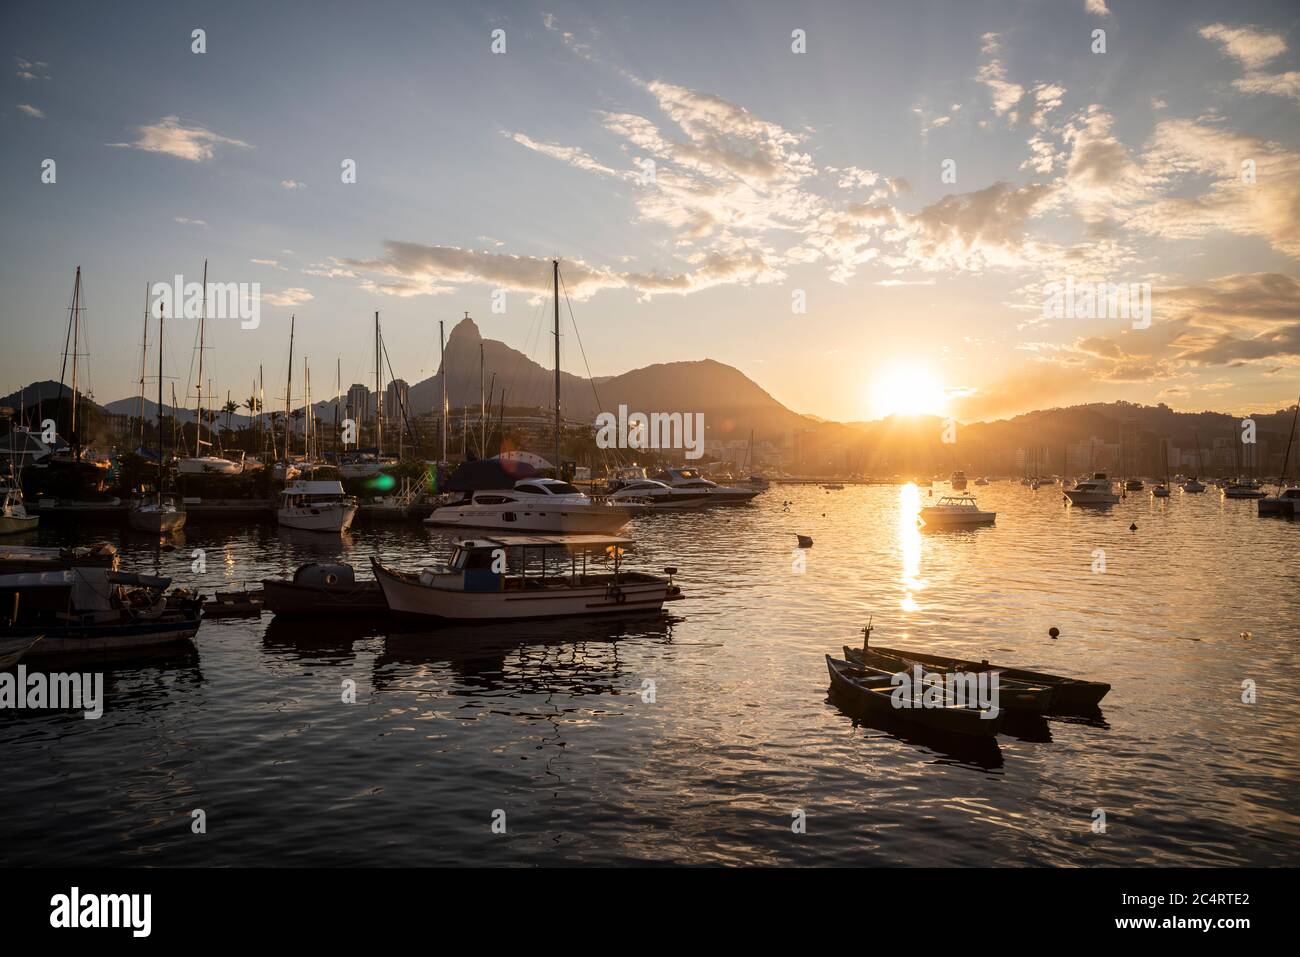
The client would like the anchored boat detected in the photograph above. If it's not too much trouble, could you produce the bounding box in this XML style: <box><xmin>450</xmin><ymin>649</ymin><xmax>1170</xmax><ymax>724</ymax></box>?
<box><xmin>1064</xmin><ymin>472</ymin><xmax>1120</xmax><ymax>506</ymax></box>
<box><xmin>262</xmin><ymin>562</ymin><xmax>387</xmax><ymax>616</ymax></box>
<box><xmin>918</xmin><ymin>493</ymin><xmax>995</xmax><ymax>527</ymax></box>
<box><xmin>825</xmin><ymin>655</ymin><xmax>1001</xmax><ymax>738</ymax></box>
<box><xmin>372</xmin><ymin>534</ymin><xmax>683</xmax><ymax>622</ymax></box>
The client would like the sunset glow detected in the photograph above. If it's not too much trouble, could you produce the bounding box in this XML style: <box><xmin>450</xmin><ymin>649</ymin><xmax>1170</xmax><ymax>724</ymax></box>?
<box><xmin>871</xmin><ymin>364</ymin><xmax>949</xmax><ymax>420</ymax></box>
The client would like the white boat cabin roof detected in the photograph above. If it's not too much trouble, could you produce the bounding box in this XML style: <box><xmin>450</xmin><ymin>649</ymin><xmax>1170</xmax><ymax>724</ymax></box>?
<box><xmin>454</xmin><ymin>534</ymin><xmax>634</xmax><ymax>551</ymax></box>
<box><xmin>283</xmin><ymin>480</ymin><xmax>347</xmax><ymax>495</ymax></box>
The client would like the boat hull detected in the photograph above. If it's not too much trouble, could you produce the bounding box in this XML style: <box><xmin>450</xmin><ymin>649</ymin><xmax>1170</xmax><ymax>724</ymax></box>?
<box><xmin>825</xmin><ymin>656</ymin><xmax>1000</xmax><ymax>738</ymax></box>
<box><xmin>262</xmin><ymin>578</ymin><xmax>387</xmax><ymax>616</ymax></box>
<box><xmin>0</xmin><ymin>515</ymin><xmax>39</xmax><ymax>535</ymax></box>
<box><xmin>372</xmin><ymin>560</ymin><xmax>678</xmax><ymax>621</ymax></box>
<box><xmin>1063</xmin><ymin>491</ymin><xmax>1120</xmax><ymax>505</ymax></box>
<box><xmin>16</xmin><ymin>615</ymin><xmax>200</xmax><ymax>658</ymax></box>
<box><xmin>425</xmin><ymin>504</ymin><xmax>632</xmax><ymax>534</ymax></box>
<box><xmin>277</xmin><ymin>503</ymin><xmax>358</xmax><ymax>532</ymax></box>
<box><xmin>127</xmin><ymin>507</ymin><xmax>187</xmax><ymax>534</ymax></box>
<box><xmin>844</xmin><ymin>646</ymin><xmax>1052</xmax><ymax>713</ymax></box>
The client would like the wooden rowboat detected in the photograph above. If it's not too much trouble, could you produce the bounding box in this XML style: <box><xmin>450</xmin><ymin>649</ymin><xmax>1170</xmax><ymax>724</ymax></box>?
<box><xmin>843</xmin><ymin>646</ymin><xmax>1054</xmax><ymax>713</ymax></box>
<box><xmin>825</xmin><ymin>655</ymin><xmax>1001</xmax><ymax>738</ymax></box>
<box><xmin>850</xmin><ymin>644</ymin><xmax>1110</xmax><ymax>712</ymax></box>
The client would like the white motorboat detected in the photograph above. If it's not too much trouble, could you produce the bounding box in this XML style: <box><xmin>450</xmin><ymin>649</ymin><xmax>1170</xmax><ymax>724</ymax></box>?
<box><xmin>371</xmin><ymin>534</ymin><xmax>683</xmax><ymax>622</ymax></box>
<box><xmin>128</xmin><ymin>493</ymin><xmax>187</xmax><ymax>534</ymax></box>
<box><xmin>974</xmin><ymin>477</ymin><xmax>989</xmax><ymax>486</ymax></box>
<box><xmin>918</xmin><ymin>494</ymin><xmax>996</xmax><ymax>527</ymax></box>
<box><xmin>1064</xmin><ymin>472</ymin><xmax>1121</xmax><ymax>506</ymax></box>
<box><xmin>605</xmin><ymin>479</ymin><xmax>710</xmax><ymax>510</ymax></box>
<box><xmin>178</xmin><ymin>453</ymin><xmax>244</xmax><ymax>475</ymax></box>
<box><xmin>425</xmin><ymin>478</ymin><xmax>636</xmax><ymax>533</ymax></box>
<box><xmin>949</xmin><ymin>470</ymin><xmax>968</xmax><ymax>490</ymax></box>
<box><xmin>0</xmin><ymin>486</ymin><xmax>39</xmax><ymax>535</ymax></box>
<box><xmin>605</xmin><ymin>466</ymin><xmax>649</xmax><ymax>491</ymax></box>
<box><xmin>338</xmin><ymin>451</ymin><xmax>399</xmax><ymax>479</ymax></box>
<box><xmin>277</xmin><ymin>480</ymin><xmax>358</xmax><ymax>532</ymax></box>
<box><xmin>651</xmin><ymin>467</ymin><xmax>761</xmax><ymax>503</ymax></box>
<box><xmin>1181</xmin><ymin>477</ymin><xmax>1206</xmax><ymax>493</ymax></box>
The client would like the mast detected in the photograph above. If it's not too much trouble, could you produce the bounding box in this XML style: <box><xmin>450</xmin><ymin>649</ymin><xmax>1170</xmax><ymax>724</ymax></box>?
<box><xmin>479</xmin><ymin>339</ymin><xmax>485</xmax><ymax>457</ymax></box>
<box><xmin>194</xmin><ymin>259</ymin><xmax>207</xmax><ymax>457</ymax></box>
<box><xmin>70</xmin><ymin>266</ymin><xmax>81</xmax><ymax>456</ymax></box>
<box><xmin>284</xmin><ymin>315</ymin><xmax>294</xmax><ymax>465</ymax></box>
<box><xmin>157</xmin><ymin>301</ymin><xmax>165</xmax><ymax>505</ymax></box>
<box><xmin>1275</xmin><ymin>394</ymin><xmax>1300</xmax><ymax>493</ymax></box>
<box><xmin>439</xmin><ymin>320</ymin><xmax>447</xmax><ymax>463</ymax></box>
<box><xmin>334</xmin><ymin>357</ymin><xmax>340</xmax><ymax>458</ymax></box>
<box><xmin>137</xmin><ymin>282</ymin><xmax>150</xmax><ymax>448</ymax></box>
<box><xmin>375</xmin><ymin>311</ymin><xmax>383</xmax><ymax>458</ymax></box>
<box><xmin>553</xmin><ymin>258</ymin><xmax>561</xmax><ymax>473</ymax></box>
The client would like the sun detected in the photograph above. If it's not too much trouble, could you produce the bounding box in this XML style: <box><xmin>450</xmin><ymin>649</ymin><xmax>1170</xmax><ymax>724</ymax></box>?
<box><xmin>870</xmin><ymin>362</ymin><xmax>948</xmax><ymax>419</ymax></box>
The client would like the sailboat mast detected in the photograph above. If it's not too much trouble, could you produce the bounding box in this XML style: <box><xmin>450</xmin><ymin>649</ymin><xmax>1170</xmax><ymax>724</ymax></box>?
<box><xmin>70</xmin><ymin>266</ymin><xmax>81</xmax><ymax>453</ymax></box>
<box><xmin>137</xmin><ymin>283</ymin><xmax>150</xmax><ymax>447</ymax></box>
<box><xmin>439</xmin><ymin>320</ymin><xmax>447</xmax><ymax>463</ymax></box>
<box><xmin>157</xmin><ymin>303</ymin><xmax>165</xmax><ymax>505</ymax></box>
<box><xmin>334</xmin><ymin>357</ymin><xmax>340</xmax><ymax>458</ymax></box>
<box><xmin>1275</xmin><ymin>394</ymin><xmax>1300</xmax><ymax>493</ymax></box>
<box><xmin>284</xmin><ymin>315</ymin><xmax>294</xmax><ymax>465</ymax></box>
<box><xmin>375</xmin><ymin>311</ymin><xmax>383</xmax><ymax>458</ymax></box>
<box><xmin>479</xmin><ymin>339</ymin><xmax>485</xmax><ymax>456</ymax></box>
<box><xmin>553</xmin><ymin>258</ymin><xmax>561</xmax><ymax>473</ymax></box>
<box><xmin>194</xmin><ymin>259</ymin><xmax>207</xmax><ymax>457</ymax></box>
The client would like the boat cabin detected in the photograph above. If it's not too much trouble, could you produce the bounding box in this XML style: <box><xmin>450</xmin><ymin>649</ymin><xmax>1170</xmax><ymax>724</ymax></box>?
<box><xmin>418</xmin><ymin>534</ymin><xmax>661</xmax><ymax>594</ymax></box>
<box><xmin>278</xmin><ymin>480</ymin><xmax>354</xmax><ymax>507</ymax></box>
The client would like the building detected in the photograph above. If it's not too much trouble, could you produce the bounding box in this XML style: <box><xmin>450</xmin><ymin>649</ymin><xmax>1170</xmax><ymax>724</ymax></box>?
<box><xmin>385</xmin><ymin>379</ymin><xmax>410</xmax><ymax>425</ymax></box>
<box><xmin>345</xmin><ymin>383</ymin><xmax>370</xmax><ymax>425</ymax></box>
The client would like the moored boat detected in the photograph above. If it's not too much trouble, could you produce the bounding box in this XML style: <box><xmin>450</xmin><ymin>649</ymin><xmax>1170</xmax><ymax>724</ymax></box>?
<box><xmin>262</xmin><ymin>562</ymin><xmax>387</xmax><ymax>616</ymax></box>
<box><xmin>0</xmin><ymin>486</ymin><xmax>39</xmax><ymax>535</ymax></box>
<box><xmin>918</xmin><ymin>494</ymin><xmax>995</xmax><ymax>527</ymax></box>
<box><xmin>277</xmin><ymin>480</ymin><xmax>358</xmax><ymax>533</ymax></box>
<box><xmin>372</xmin><ymin>534</ymin><xmax>683</xmax><ymax>622</ymax></box>
<box><xmin>1064</xmin><ymin>472</ymin><xmax>1120</xmax><ymax>506</ymax></box>
<box><xmin>842</xmin><ymin>646</ymin><xmax>1053</xmax><ymax>713</ymax></box>
<box><xmin>825</xmin><ymin>656</ymin><xmax>1001</xmax><ymax>738</ymax></box>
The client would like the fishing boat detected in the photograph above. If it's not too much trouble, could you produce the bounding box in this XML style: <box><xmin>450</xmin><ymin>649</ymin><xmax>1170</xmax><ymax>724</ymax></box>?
<box><xmin>0</xmin><ymin>635</ymin><xmax>42</xmax><ymax>668</ymax></box>
<box><xmin>372</xmin><ymin>534</ymin><xmax>683</xmax><ymax>622</ymax></box>
<box><xmin>277</xmin><ymin>480</ymin><xmax>358</xmax><ymax>532</ymax></box>
<box><xmin>842</xmin><ymin>646</ymin><xmax>1053</xmax><ymax>713</ymax></box>
<box><xmin>825</xmin><ymin>656</ymin><xmax>1001</xmax><ymax>738</ymax></box>
<box><xmin>262</xmin><ymin>562</ymin><xmax>387</xmax><ymax>616</ymax></box>
<box><xmin>1064</xmin><ymin>472</ymin><xmax>1120</xmax><ymax>506</ymax></box>
<box><xmin>949</xmin><ymin>470</ymin><xmax>968</xmax><ymax>490</ymax></box>
<box><xmin>0</xmin><ymin>485</ymin><xmax>38</xmax><ymax>534</ymax></box>
<box><xmin>852</xmin><ymin>643</ymin><xmax>1110</xmax><ymax>711</ymax></box>
<box><xmin>918</xmin><ymin>494</ymin><xmax>995</xmax><ymax>527</ymax></box>
<box><xmin>0</xmin><ymin>566</ymin><xmax>202</xmax><ymax>657</ymax></box>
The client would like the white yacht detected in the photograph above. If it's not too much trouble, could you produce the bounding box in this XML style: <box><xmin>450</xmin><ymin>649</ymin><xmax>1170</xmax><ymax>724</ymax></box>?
<box><xmin>128</xmin><ymin>493</ymin><xmax>187</xmax><ymax>535</ymax></box>
<box><xmin>178</xmin><ymin>453</ymin><xmax>244</xmax><ymax>476</ymax></box>
<box><xmin>277</xmin><ymin>480</ymin><xmax>358</xmax><ymax>533</ymax></box>
<box><xmin>606</xmin><ymin>478</ymin><xmax>710</xmax><ymax>510</ymax></box>
<box><xmin>651</xmin><ymin>468</ymin><xmax>761</xmax><ymax>503</ymax></box>
<box><xmin>918</xmin><ymin>494</ymin><xmax>995</xmax><ymax>527</ymax></box>
<box><xmin>1064</xmin><ymin>472</ymin><xmax>1121</xmax><ymax>506</ymax></box>
<box><xmin>0</xmin><ymin>486</ymin><xmax>38</xmax><ymax>535</ymax></box>
<box><xmin>425</xmin><ymin>478</ymin><xmax>636</xmax><ymax>533</ymax></box>
<box><xmin>371</xmin><ymin>534</ymin><xmax>683</xmax><ymax>622</ymax></box>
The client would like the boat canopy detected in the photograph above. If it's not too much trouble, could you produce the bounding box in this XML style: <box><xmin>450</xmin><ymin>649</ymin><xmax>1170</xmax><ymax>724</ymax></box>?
<box><xmin>454</xmin><ymin>534</ymin><xmax>634</xmax><ymax>551</ymax></box>
<box><xmin>283</xmin><ymin>480</ymin><xmax>347</xmax><ymax>495</ymax></box>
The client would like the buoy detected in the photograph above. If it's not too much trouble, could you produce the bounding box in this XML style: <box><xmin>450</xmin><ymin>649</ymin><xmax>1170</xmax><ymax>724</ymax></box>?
<box><xmin>1129</xmin><ymin>522</ymin><xmax>1137</xmax><ymax>531</ymax></box>
<box><xmin>1048</xmin><ymin>626</ymin><xmax>1060</xmax><ymax>639</ymax></box>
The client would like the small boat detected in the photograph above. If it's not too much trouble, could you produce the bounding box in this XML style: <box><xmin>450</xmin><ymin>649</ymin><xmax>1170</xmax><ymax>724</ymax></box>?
<box><xmin>128</xmin><ymin>493</ymin><xmax>187</xmax><ymax>534</ymax></box>
<box><xmin>203</xmin><ymin>588</ymin><xmax>265</xmax><ymax>618</ymax></box>
<box><xmin>277</xmin><ymin>480</ymin><xmax>358</xmax><ymax>533</ymax></box>
<box><xmin>0</xmin><ymin>541</ymin><xmax>119</xmax><ymax>572</ymax></box>
<box><xmin>1</xmin><ymin>566</ymin><xmax>201</xmax><ymax>657</ymax></box>
<box><xmin>1064</xmin><ymin>472</ymin><xmax>1121</xmax><ymax>506</ymax></box>
<box><xmin>1259</xmin><ymin>486</ymin><xmax>1300</xmax><ymax>517</ymax></box>
<box><xmin>974</xmin><ymin>477</ymin><xmax>989</xmax><ymax>486</ymax></box>
<box><xmin>796</xmin><ymin>534</ymin><xmax>813</xmax><ymax>548</ymax></box>
<box><xmin>1152</xmin><ymin>440</ymin><xmax>1172</xmax><ymax>497</ymax></box>
<box><xmin>1223</xmin><ymin>480</ymin><xmax>1266</xmax><ymax>499</ymax></box>
<box><xmin>842</xmin><ymin>646</ymin><xmax>1053</xmax><ymax>713</ymax></box>
<box><xmin>0</xmin><ymin>486</ymin><xmax>39</xmax><ymax>535</ymax></box>
<box><xmin>821</xmin><ymin>483</ymin><xmax>845</xmax><ymax>491</ymax></box>
<box><xmin>0</xmin><ymin>634</ymin><xmax>42</xmax><ymax>668</ymax></box>
<box><xmin>825</xmin><ymin>656</ymin><xmax>1000</xmax><ymax>738</ymax></box>
<box><xmin>1124</xmin><ymin>479</ymin><xmax>1144</xmax><ymax>491</ymax></box>
<box><xmin>1151</xmin><ymin>484</ymin><xmax>1171</xmax><ymax>497</ymax></box>
<box><xmin>949</xmin><ymin>471</ymin><xmax>967</xmax><ymax>490</ymax></box>
<box><xmin>858</xmin><ymin>643</ymin><xmax>1110</xmax><ymax>711</ymax></box>
<box><xmin>918</xmin><ymin>494</ymin><xmax>995</xmax><ymax>527</ymax></box>
<box><xmin>372</xmin><ymin>534</ymin><xmax>683</xmax><ymax>622</ymax></box>
<box><xmin>1181</xmin><ymin>477</ymin><xmax>1206</xmax><ymax>493</ymax></box>
<box><xmin>262</xmin><ymin>563</ymin><xmax>387</xmax><ymax>616</ymax></box>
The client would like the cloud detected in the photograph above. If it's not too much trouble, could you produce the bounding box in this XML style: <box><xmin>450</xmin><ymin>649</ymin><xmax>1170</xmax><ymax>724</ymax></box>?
<box><xmin>279</xmin><ymin>179</ymin><xmax>306</xmax><ymax>189</ymax></box>
<box><xmin>506</xmin><ymin>132</ymin><xmax>622</xmax><ymax>177</ymax></box>
<box><xmin>895</xmin><ymin>181</ymin><xmax>1058</xmax><ymax>272</ymax></box>
<box><xmin>1085</xmin><ymin>0</ymin><xmax>1110</xmax><ymax>14</ymax></box>
<box><xmin>15</xmin><ymin>56</ymin><xmax>49</xmax><ymax>80</ymax></box>
<box><xmin>16</xmin><ymin>104</ymin><xmax>44</xmax><ymax>119</ymax></box>
<box><xmin>261</xmin><ymin>288</ymin><xmax>314</xmax><ymax>307</ymax></box>
<box><xmin>1199</xmin><ymin>24</ymin><xmax>1286</xmax><ymax>70</ymax></box>
<box><xmin>112</xmin><ymin>116</ymin><xmax>252</xmax><ymax>162</ymax></box>
<box><xmin>976</xmin><ymin>33</ymin><xmax>1025</xmax><ymax>120</ymax></box>
<box><xmin>173</xmin><ymin>217</ymin><xmax>208</xmax><ymax>227</ymax></box>
<box><xmin>251</xmin><ymin>258</ymin><xmax>288</xmax><ymax>271</ymax></box>
<box><xmin>1232</xmin><ymin>71</ymin><xmax>1300</xmax><ymax>101</ymax></box>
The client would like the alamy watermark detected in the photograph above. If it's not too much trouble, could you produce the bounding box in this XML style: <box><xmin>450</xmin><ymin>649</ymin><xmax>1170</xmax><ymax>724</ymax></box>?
<box><xmin>595</xmin><ymin>405</ymin><xmax>705</xmax><ymax>459</ymax></box>
<box><xmin>151</xmin><ymin>275</ymin><xmax>261</xmax><ymax>330</ymax></box>
<box><xmin>1042</xmin><ymin>278</ymin><xmax>1151</xmax><ymax>329</ymax></box>
<box><xmin>0</xmin><ymin>667</ymin><xmax>103</xmax><ymax>719</ymax></box>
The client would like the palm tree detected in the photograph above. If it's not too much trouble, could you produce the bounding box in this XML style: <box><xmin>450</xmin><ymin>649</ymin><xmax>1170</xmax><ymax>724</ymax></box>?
<box><xmin>222</xmin><ymin>399</ymin><xmax>239</xmax><ymax>433</ymax></box>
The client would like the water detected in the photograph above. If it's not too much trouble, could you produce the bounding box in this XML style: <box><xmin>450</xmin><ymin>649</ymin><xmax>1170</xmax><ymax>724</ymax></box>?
<box><xmin>3</xmin><ymin>483</ymin><xmax>1298</xmax><ymax>866</ymax></box>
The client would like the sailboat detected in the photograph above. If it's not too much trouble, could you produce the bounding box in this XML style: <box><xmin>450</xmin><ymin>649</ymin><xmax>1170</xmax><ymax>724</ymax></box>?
<box><xmin>1181</xmin><ymin>433</ymin><xmax>1206</xmax><ymax>492</ymax></box>
<box><xmin>1260</xmin><ymin>394</ymin><xmax>1300</xmax><ymax>517</ymax></box>
<box><xmin>1151</xmin><ymin>440</ymin><xmax>1171</xmax><ymax>497</ymax></box>
<box><xmin>178</xmin><ymin>261</ymin><xmax>244</xmax><ymax>476</ymax></box>
<box><xmin>129</xmin><ymin>302</ymin><xmax>187</xmax><ymax>535</ymax></box>
<box><xmin>338</xmin><ymin>311</ymin><xmax>399</xmax><ymax>479</ymax></box>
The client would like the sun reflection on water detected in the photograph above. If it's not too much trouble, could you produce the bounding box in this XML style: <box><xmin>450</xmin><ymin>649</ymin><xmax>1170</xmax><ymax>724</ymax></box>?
<box><xmin>898</xmin><ymin>483</ymin><xmax>924</xmax><ymax>611</ymax></box>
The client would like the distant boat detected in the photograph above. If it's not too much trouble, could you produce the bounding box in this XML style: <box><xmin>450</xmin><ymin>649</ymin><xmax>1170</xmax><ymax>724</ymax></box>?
<box><xmin>0</xmin><ymin>485</ymin><xmax>38</xmax><ymax>535</ymax></box>
<box><xmin>129</xmin><ymin>300</ymin><xmax>187</xmax><ymax>536</ymax></box>
<box><xmin>1260</xmin><ymin>394</ymin><xmax>1300</xmax><ymax>517</ymax></box>
<box><xmin>1223</xmin><ymin>479</ymin><xmax>1266</xmax><ymax>499</ymax></box>
<box><xmin>797</xmin><ymin>534</ymin><xmax>814</xmax><ymax>548</ymax></box>
<box><xmin>918</xmin><ymin>494</ymin><xmax>995</xmax><ymax>527</ymax></box>
<box><xmin>1125</xmin><ymin>479</ymin><xmax>1144</xmax><ymax>491</ymax></box>
<box><xmin>1064</xmin><ymin>472</ymin><xmax>1120</xmax><ymax>506</ymax></box>
<box><xmin>277</xmin><ymin>480</ymin><xmax>358</xmax><ymax>533</ymax></box>
<box><xmin>949</xmin><ymin>470</ymin><xmax>967</xmax><ymax>490</ymax></box>
<box><xmin>974</xmin><ymin>477</ymin><xmax>989</xmax><ymax>486</ymax></box>
<box><xmin>653</xmin><ymin>467</ymin><xmax>762</xmax><ymax>503</ymax></box>
<box><xmin>1152</xmin><ymin>441</ymin><xmax>1171</xmax><ymax>497</ymax></box>
<box><xmin>1181</xmin><ymin>478</ymin><xmax>1206</xmax><ymax>493</ymax></box>
<box><xmin>606</xmin><ymin>479</ymin><xmax>709</xmax><ymax>510</ymax></box>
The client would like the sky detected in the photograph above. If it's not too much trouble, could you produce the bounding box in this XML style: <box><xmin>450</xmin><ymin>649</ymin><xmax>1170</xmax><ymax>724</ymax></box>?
<box><xmin>2</xmin><ymin>0</ymin><xmax>1298</xmax><ymax>424</ymax></box>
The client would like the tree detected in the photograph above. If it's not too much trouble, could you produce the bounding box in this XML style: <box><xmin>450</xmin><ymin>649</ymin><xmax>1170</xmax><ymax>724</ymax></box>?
<box><xmin>222</xmin><ymin>399</ymin><xmax>239</xmax><ymax>433</ymax></box>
